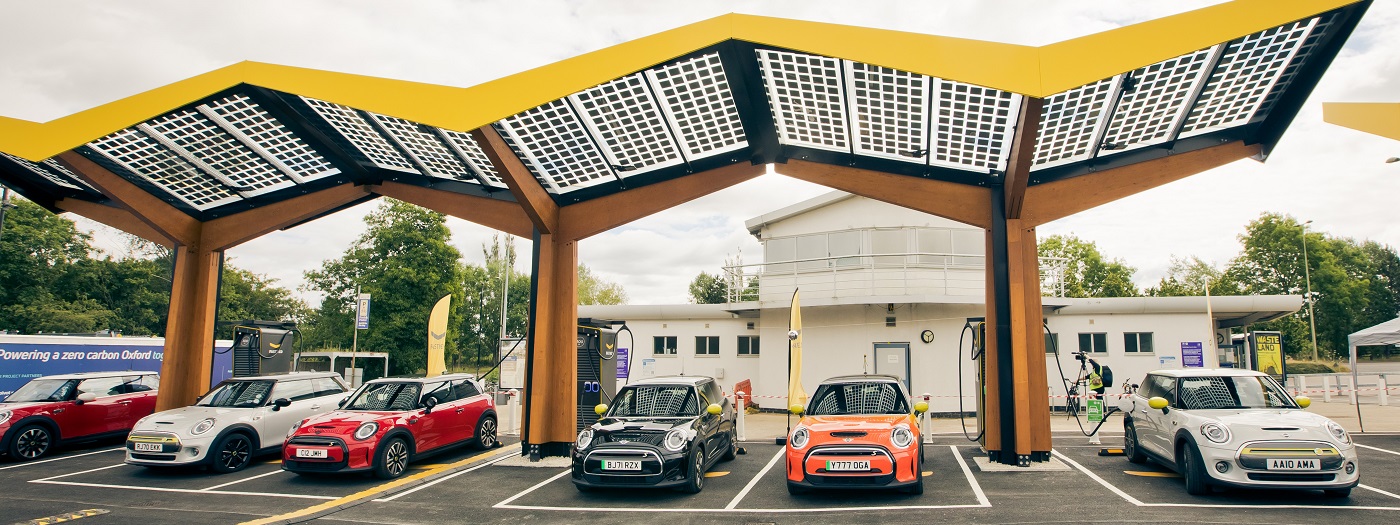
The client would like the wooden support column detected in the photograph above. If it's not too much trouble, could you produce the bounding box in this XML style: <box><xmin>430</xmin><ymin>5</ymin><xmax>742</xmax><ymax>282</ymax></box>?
<box><xmin>158</xmin><ymin>243</ymin><xmax>221</xmax><ymax>411</ymax></box>
<box><xmin>524</xmin><ymin>232</ymin><xmax>580</xmax><ymax>455</ymax></box>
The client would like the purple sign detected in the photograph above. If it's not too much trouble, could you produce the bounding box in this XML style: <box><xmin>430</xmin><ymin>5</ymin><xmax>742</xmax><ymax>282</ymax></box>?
<box><xmin>616</xmin><ymin>348</ymin><xmax>630</xmax><ymax>379</ymax></box>
<box><xmin>1181</xmin><ymin>342</ymin><xmax>1204</xmax><ymax>368</ymax></box>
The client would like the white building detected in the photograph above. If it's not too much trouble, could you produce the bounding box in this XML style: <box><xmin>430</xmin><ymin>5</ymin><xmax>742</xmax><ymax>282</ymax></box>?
<box><xmin>581</xmin><ymin>192</ymin><xmax>1300</xmax><ymax>413</ymax></box>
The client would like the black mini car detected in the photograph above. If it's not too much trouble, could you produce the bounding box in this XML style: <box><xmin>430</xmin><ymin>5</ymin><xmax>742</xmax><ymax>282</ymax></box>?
<box><xmin>571</xmin><ymin>376</ymin><xmax>737</xmax><ymax>493</ymax></box>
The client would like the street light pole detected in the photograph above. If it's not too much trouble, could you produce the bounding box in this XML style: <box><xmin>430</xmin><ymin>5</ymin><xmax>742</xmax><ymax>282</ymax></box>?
<box><xmin>1302</xmin><ymin>220</ymin><xmax>1319</xmax><ymax>361</ymax></box>
<box><xmin>0</xmin><ymin>186</ymin><xmax>13</xmax><ymax>243</ymax></box>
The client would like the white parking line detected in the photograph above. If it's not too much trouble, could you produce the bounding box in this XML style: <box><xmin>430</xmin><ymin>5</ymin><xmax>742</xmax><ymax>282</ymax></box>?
<box><xmin>199</xmin><ymin>469</ymin><xmax>285</xmax><ymax>491</ymax></box>
<box><xmin>31</xmin><ymin>462</ymin><xmax>127</xmax><ymax>482</ymax></box>
<box><xmin>29</xmin><ymin>479</ymin><xmax>337</xmax><ymax>500</ymax></box>
<box><xmin>373</xmin><ymin>453</ymin><xmax>515</xmax><ymax>502</ymax></box>
<box><xmin>1054</xmin><ymin>448</ymin><xmax>1400</xmax><ymax>511</ymax></box>
<box><xmin>950</xmin><ymin>445</ymin><xmax>990</xmax><ymax>506</ymax></box>
<box><xmin>0</xmin><ymin>448</ymin><xmax>122</xmax><ymax>471</ymax></box>
<box><xmin>1361</xmin><ymin>484</ymin><xmax>1400</xmax><ymax>500</ymax></box>
<box><xmin>1357</xmin><ymin>444</ymin><xmax>1400</xmax><ymax>457</ymax></box>
<box><xmin>493</xmin><ymin>469</ymin><xmax>571</xmax><ymax>508</ymax></box>
<box><xmin>724</xmin><ymin>448</ymin><xmax>784</xmax><ymax>510</ymax></box>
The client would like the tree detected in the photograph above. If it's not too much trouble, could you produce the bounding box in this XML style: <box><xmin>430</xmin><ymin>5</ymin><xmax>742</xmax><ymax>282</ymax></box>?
<box><xmin>302</xmin><ymin>200</ymin><xmax>464</xmax><ymax>375</ymax></box>
<box><xmin>0</xmin><ymin>197</ymin><xmax>112</xmax><ymax>332</ymax></box>
<box><xmin>578</xmin><ymin>264</ymin><xmax>627</xmax><ymax>305</ymax></box>
<box><xmin>1145</xmin><ymin>256</ymin><xmax>1242</xmax><ymax>297</ymax></box>
<box><xmin>688</xmin><ymin>272</ymin><xmax>727</xmax><ymax>304</ymax></box>
<box><xmin>457</xmin><ymin>235</ymin><xmax>529</xmax><ymax>373</ymax></box>
<box><xmin>1037</xmin><ymin>234</ymin><xmax>1138</xmax><ymax>298</ymax></box>
<box><xmin>215</xmin><ymin>264</ymin><xmax>309</xmax><ymax>336</ymax></box>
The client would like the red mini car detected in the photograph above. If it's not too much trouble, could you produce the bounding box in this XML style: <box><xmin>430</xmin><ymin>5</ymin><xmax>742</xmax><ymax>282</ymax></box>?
<box><xmin>1</xmin><ymin>371</ymin><xmax>160</xmax><ymax>461</ymax></box>
<box><xmin>785</xmin><ymin>375</ymin><xmax>928</xmax><ymax>495</ymax></box>
<box><xmin>282</xmin><ymin>373</ymin><xmax>498</xmax><ymax>479</ymax></box>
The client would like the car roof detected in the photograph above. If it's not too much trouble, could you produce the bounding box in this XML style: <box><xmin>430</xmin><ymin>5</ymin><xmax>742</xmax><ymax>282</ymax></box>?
<box><xmin>626</xmin><ymin>375</ymin><xmax>709</xmax><ymax>387</ymax></box>
<box><xmin>819</xmin><ymin>374</ymin><xmax>903</xmax><ymax>384</ymax></box>
<box><xmin>1148</xmin><ymin>368</ymin><xmax>1269</xmax><ymax>378</ymax></box>
<box><xmin>224</xmin><ymin>371</ymin><xmax>343</xmax><ymax>381</ymax></box>
<box><xmin>364</xmin><ymin>373</ymin><xmax>477</xmax><ymax>384</ymax></box>
<box><xmin>37</xmin><ymin>371</ymin><xmax>158</xmax><ymax>380</ymax></box>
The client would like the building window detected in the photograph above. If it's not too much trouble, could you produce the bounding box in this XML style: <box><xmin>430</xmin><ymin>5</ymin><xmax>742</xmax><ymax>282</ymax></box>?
<box><xmin>738</xmin><ymin>335</ymin><xmax>760</xmax><ymax>355</ymax></box>
<box><xmin>654</xmin><ymin>336</ymin><xmax>677</xmax><ymax>355</ymax></box>
<box><xmin>1044</xmin><ymin>333</ymin><xmax>1059</xmax><ymax>354</ymax></box>
<box><xmin>1124</xmin><ymin>332</ymin><xmax>1154</xmax><ymax>354</ymax></box>
<box><xmin>1078</xmin><ymin>333</ymin><xmax>1108</xmax><ymax>353</ymax></box>
<box><xmin>696</xmin><ymin>336</ymin><xmax>719</xmax><ymax>355</ymax></box>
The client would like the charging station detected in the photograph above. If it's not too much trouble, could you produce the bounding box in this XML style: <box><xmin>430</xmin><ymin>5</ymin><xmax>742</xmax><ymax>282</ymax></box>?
<box><xmin>576</xmin><ymin>318</ymin><xmax>621</xmax><ymax>432</ymax></box>
<box><xmin>227</xmin><ymin>320</ymin><xmax>297</xmax><ymax>377</ymax></box>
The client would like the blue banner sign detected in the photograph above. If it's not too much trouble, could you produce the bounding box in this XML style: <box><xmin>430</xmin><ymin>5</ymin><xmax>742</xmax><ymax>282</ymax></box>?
<box><xmin>616</xmin><ymin>348</ymin><xmax>629</xmax><ymax>379</ymax></box>
<box><xmin>0</xmin><ymin>335</ymin><xmax>232</xmax><ymax>400</ymax></box>
<box><xmin>1181</xmin><ymin>341</ymin><xmax>1204</xmax><ymax>368</ymax></box>
<box><xmin>356</xmin><ymin>294</ymin><xmax>371</xmax><ymax>330</ymax></box>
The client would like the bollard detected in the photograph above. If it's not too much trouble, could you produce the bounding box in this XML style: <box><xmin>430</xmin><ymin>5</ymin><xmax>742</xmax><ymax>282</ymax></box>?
<box><xmin>1297</xmin><ymin>375</ymin><xmax>1308</xmax><ymax>396</ymax></box>
<box><xmin>1323</xmin><ymin>376</ymin><xmax>1332</xmax><ymax>403</ymax></box>
<box><xmin>1348</xmin><ymin>375</ymin><xmax>1358</xmax><ymax>406</ymax></box>
<box><xmin>920</xmin><ymin>393</ymin><xmax>932</xmax><ymax>444</ymax></box>
<box><xmin>506</xmin><ymin>389</ymin><xmax>521</xmax><ymax>435</ymax></box>
<box><xmin>1380</xmin><ymin>376</ymin><xmax>1389</xmax><ymax>407</ymax></box>
<box><xmin>735</xmin><ymin>393</ymin><xmax>747</xmax><ymax>442</ymax></box>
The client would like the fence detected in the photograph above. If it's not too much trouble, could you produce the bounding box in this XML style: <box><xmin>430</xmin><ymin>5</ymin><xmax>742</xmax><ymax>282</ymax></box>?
<box><xmin>723</xmin><ymin>253</ymin><xmax>1069</xmax><ymax>303</ymax></box>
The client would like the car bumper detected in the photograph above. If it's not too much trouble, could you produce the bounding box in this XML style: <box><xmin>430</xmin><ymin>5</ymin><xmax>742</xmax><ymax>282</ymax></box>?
<box><xmin>787</xmin><ymin>444</ymin><xmax>919</xmax><ymax>488</ymax></box>
<box><xmin>124</xmin><ymin>432</ymin><xmax>214</xmax><ymax>466</ymax></box>
<box><xmin>1197</xmin><ymin>440</ymin><xmax>1360</xmax><ymax>490</ymax></box>
<box><xmin>282</xmin><ymin>435</ymin><xmax>373</xmax><ymax>473</ymax></box>
<box><xmin>571</xmin><ymin>445</ymin><xmax>690</xmax><ymax>488</ymax></box>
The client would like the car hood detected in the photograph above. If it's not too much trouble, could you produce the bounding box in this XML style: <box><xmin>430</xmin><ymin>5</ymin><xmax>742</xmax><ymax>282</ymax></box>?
<box><xmin>303</xmin><ymin>410</ymin><xmax>405</xmax><ymax>428</ymax></box>
<box><xmin>592</xmin><ymin>417</ymin><xmax>693</xmax><ymax>433</ymax></box>
<box><xmin>1198</xmin><ymin>409</ymin><xmax>1341</xmax><ymax>441</ymax></box>
<box><xmin>133</xmin><ymin>406</ymin><xmax>247</xmax><ymax>433</ymax></box>
<box><xmin>800</xmin><ymin>414</ymin><xmax>910</xmax><ymax>433</ymax></box>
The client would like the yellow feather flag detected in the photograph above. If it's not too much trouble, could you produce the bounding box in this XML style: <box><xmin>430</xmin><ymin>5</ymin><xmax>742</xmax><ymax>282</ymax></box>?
<box><xmin>788</xmin><ymin>289</ymin><xmax>807</xmax><ymax>411</ymax></box>
<box><xmin>426</xmin><ymin>294</ymin><xmax>451</xmax><ymax>377</ymax></box>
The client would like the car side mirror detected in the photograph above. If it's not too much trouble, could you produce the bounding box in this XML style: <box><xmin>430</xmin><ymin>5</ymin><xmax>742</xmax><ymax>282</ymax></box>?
<box><xmin>75</xmin><ymin>392</ymin><xmax>97</xmax><ymax>405</ymax></box>
<box><xmin>1295</xmin><ymin>396</ymin><xmax>1312</xmax><ymax>409</ymax></box>
<box><xmin>421</xmin><ymin>397</ymin><xmax>438</xmax><ymax>413</ymax></box>
<box><xmin>913</xmin><ymin>401</ymin><xmax>929</xmax><ymax>414</ymax></box>
<box><xmin>594</xmin><ymin>404</ymin><xmax>608</xmax><ymax>416</ymax></box>
<box><xmin>789</xmin><ymin>404</ymin><xmax>805</xmax><ymax>416</ymax></box>
<box><xmin>707</xmin><ymin>403</ymin><xmax>722</xmax><ymax>416</ymax></box>
<box><xmin>1148</xmin><ymin>396</ymin><xmax>1169</xmax><ymax>414</ymax></box>
<box><xmin>271</xmin><ymin>398</ymin><xmax>292</xmax><ymax>411</ymax></box>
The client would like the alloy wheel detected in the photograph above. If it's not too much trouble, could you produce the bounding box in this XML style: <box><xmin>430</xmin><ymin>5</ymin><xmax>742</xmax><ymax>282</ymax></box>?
<box><xmin>16</xmin><ymin>428</ymin><xmax>51</xmax><ymax>459</ymax></box>
<box><xmin>220</xmin><ymin>436</ymin><xmax>251</xmax><ymax>470</ymax></box>
<box><xmin>385</xmin><ymin>440</ymin><xmax>409</xmax><ymax>476</ymax></box>
<box><xmin>480</xmin><ymin>418</ymin><xmax>498</xmax><ymax>448</ymax></box>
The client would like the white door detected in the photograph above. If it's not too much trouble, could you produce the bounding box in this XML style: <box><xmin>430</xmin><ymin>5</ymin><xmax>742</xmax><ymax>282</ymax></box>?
<box><xmin>874</xmin><ymin>343</ymin><xmax>911</xmax><ymax>391</ymax></box>
<box><xmin>261</xmin><ymin>379</ymin><xmax>320</xmax><ymax>447</ymax></box>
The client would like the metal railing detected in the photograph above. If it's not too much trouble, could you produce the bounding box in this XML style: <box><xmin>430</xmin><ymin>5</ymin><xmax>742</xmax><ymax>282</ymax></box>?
<box><xmin>722</xmin><ymin>252</ymin><xmax>1069</xmax><ymax>303</ymax></box>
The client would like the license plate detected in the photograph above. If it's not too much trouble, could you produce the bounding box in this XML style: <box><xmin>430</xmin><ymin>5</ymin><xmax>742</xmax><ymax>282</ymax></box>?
<box><xmin>602</xmin><ymin>460</ymin><xmax>641</xmax><ymax>471</ymax></box>
<box><xmin>826</xmin><ymin>460</ymin><xmax>871</xmax><ymax>472</ymax></box>
<box><xmin>296</xmin><ymin>448</ymin><xmax>329</xmax><ymax>459</ymax></box>
<box><xmin>132</xmin><ymin>442</ymin><xmax>163</xmax><ymax>452</ymax></box>
<box><xmin>1268</xmin><ymin>458</ymin><xmax>1319</xmax><ymax>470</ymax></box>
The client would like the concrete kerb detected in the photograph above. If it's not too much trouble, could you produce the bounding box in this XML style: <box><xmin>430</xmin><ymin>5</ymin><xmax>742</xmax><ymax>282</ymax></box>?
<box><xmin>238</xmin><ymin>447</ymin><xmax>516</xmax><ymax>525</ymax></box>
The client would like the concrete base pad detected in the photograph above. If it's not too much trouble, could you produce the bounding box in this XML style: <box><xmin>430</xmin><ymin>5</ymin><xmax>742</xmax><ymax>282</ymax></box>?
<box><xmin>495</xmin><ymin>455</ymin><xmax>572</xmax><ymax>468</ymax></box>
<box><xmin>973</xmin><ymin>456</ymin><xmax>1071</xmax><ymax>472</ymax></box>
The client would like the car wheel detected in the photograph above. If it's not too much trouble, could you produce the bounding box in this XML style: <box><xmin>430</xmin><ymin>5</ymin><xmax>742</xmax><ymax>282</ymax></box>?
<box><xmin>1124</xmin><ymin>421</ymin><xmax>1147</xmax><ymax>464</ymax></box>
<box><xmin>473</xmin><ymin>416</ymin><xmax>499</xmax><ymax>450</ymax></box>
<box><xmin>679</xmin><ymin>447</ymin><xmax>706</xmax><ymax>494</ymax></box>
<box><xmin>8</xmin><ymin>425</ymin><xmax>54</xmax><ymax>461</ymax></box>
<box><xmin>210</xmin><ymin>433</ymin><xmax>254</xmax><ymax>474</ymax></box>
<box><xmin>373</xmin><ymin>437</ymin><xmax>411</xmax><ymax>480</ymax></box>
<box><xmin>721</xmin><ymin>430</ymin><xmax>738</xmax><ymax>462</ymax></box>
<box><xmin>1324</xmin><ymin>488</ymin><xmax>1352</xmax><ymax>498</ymax></box>
<box><xmin>1180</xmin><ymin>444</ymin><xmax>1211</xmax><ymax>496</ymax></box>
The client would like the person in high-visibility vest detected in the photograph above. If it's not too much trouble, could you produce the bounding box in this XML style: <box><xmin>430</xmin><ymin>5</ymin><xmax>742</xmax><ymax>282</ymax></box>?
<box><xmin>1079</xmin><ymin>358</ymin><xmax>1107</xmax><ymax>400</ymax></box>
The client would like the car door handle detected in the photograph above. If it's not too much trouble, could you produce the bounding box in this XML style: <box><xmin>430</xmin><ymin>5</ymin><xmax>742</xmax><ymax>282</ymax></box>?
<box><xmin>409</xmin><ymin>418</ymin><xmax>418</xmax><ymax>425</ymax></box>
<box><xmin>310</xmin><ymin>405</ymin><xmax>321</xmax><ymax>410</ymax></box>
<box><xmin>456</xmin><ymin>408</ymin><xmax>465</xmax><ymax>414</ymax></box>
<box><xmin>118</xmin><ymin>400</ymin><xmax>132</xmax><ymax>405</ymax></box>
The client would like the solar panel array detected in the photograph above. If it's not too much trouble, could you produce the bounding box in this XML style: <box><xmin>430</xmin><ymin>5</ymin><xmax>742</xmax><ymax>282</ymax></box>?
<box><xmin>0</xmin><ymin>11</ymin><xmax>1345</xmax><ymax>217</ymax></box>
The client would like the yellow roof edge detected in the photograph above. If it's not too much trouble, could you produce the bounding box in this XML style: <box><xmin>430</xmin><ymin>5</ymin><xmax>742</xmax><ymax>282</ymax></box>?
<box><xmin>0</xmin><ymin>0</ymin><xmax>1360</xmax><ymax>161</ymax></box>
<box><xmin>1322</xmin><ymin>102</ymin><xmax>1400</xmax><ymax>142</ymax></box>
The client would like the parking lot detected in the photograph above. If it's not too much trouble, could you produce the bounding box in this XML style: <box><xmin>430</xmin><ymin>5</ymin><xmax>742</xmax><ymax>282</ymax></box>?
<box><xmin>3</xmin><ymin>432</ymin><xmax>1400</xmax><ymax>524</ymax></box>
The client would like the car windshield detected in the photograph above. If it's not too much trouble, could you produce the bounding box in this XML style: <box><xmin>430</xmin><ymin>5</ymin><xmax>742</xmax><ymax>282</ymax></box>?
<box><xmin>608</xmin><ymin>385</ymin><xmax>698</xmax><ymax>418</ymax></box>
<box><xmin>807</xmin><ymin>382</ymin><xmax>909</xmax><ymax>416</ymax></box>
<box><xmin>3</xmin><ymin>379</ymin><xmax>77</xmax><ymax>403</ymax></box>
<box><xmin>343</xmin><ymin>382</ymin><xmax>422</xmax><ymax>411</ymax></box>
<box><xmin>197</xmin><ymin>380</ymin><xmax>275</xmax><ymax>408</ymax></box>
<box><xmin>1178</xmin><ymin>375</ymin><xmax>1297</xmax><ymax>410</ymax></box>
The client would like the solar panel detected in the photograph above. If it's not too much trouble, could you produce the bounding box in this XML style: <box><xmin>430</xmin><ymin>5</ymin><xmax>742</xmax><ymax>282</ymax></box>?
<box><xmin>0</xmin><ymin>152</ymin><xmax>90</xmax><ymax>191</ymax></box>
<box><xmin>300</xmin><ymin>97</ymin><xmax>417</xmax><ymax>172</ymax></box>
<box><xmin>758</xmin><ymin>49</ymin><xmax>850</xmax><ymax>152</ymax></box>
<box><xmin>846</xmin><ymin>62</ymin><xmax>930</xmax><ymax>163</ymax></box>
<box><xmin>1100</xmin><ymin>46</ymin><xmax>1217</xmax><ymax>151</ymax></box>
<box><xmin>369</xmin><ymin>113</ymin><xmax>477</xmax><ymax>181</ymax></box>
<box><xmin>201</xmin><ymin>94</ymin><xmax>340</xmax><ymax>183</ymax></box>
<box><xmin>88</xmin><ymin>128</ymin><xmax>241</xmax><ymax>210</ymax></box>
<box><xmin>930</xmin><ymin>79</ymin><xmax>1020</xmax><ymax>172</ymax></box>
<box><xmin>1180</xmin><ymin>17</ymin><xmax>1319</xmax><ymax>138</ymax></box>
<box><xmin>569</xmin><ymin>73</ymin><xmax>684</xmax><ymax>175</ymax></box>
<box><xmin>144</xmin><ymin>110</ymin><xmax>295</xmax><ymax>196</ymax></box>
<box><xmin>644</xmin><ymin>53</ymin><xmax>748</xmax><ymax>159</ymax></box>
<box><xmin>1033</xmin><ymin>76</ymin><xmax>1118</xmax><ymax>168</ymax></box>
<box><xmin>435</xmin><ymin>129</ymin><xmax>505</xmax><ymax>187</ymax></box>
<box><xmin>494</xmin><ymin>99</ymin><xmax>615</xmax><ymax>192</ymax></box>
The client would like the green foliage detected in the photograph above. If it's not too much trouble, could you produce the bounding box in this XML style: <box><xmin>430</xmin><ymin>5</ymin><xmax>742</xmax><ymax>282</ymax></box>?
<box><xmin>301</xmin><ymin>200</ymin><xmax>464</xmax><ymax>375</ymax></box>
<box><xmin>1282</xmin><ymin>361</ymin><xmax>1344</xmax><ymax>375</ymax></box>
<box><xmin>1145</xmin><ymin>256</ymin><xmax>1242</xmax><ymax>297</ymax></box>
<box><xmin>1037</xmin><ymin>234</ymin><xmax>1139</xmax><ymax>298</ymax></box>
<box><xmin>456</xmin><ymin>235</ymin><xmax>529</xmax><ymax>374</ymax></box>
<box><xmin>577</xmin><ymin>264</ymin><xmax>626</xmax><ymax>305</ymax></box>
<box><xmin>688</xmin><ymin>272</ymin><xmax>727</xmax><ymax>304</ymax></box>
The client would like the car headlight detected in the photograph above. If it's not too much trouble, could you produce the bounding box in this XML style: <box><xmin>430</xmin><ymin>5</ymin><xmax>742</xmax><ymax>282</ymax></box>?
<box><xmin>790</xmin><ymin>426</ymin><xmax>810</xmax><ymax>450</ymax></box>
<box><xmin>891</xmin><ymin>424</ymin><xmax>914</xmax><ymax>449</ymax></box>
<box><xmin>576</xmin><ymin>429</ymin><xmax>594</xmax><ymax>450</ymax></box>
<box><xmin>353</xmin><ymin>422</ymin><xmax>379</xmax><ymax>441</ymax></box>
<box><xmin>663</xmin><ymin>428</ymin><xmax>689</xmax><ymax>452</ymax></box>
<box><xmin>0</xmin><ymin>410</ymin><xmax>11</xmax><ymax>426</ymax></box>
<box><xmin>287</xmin><ymin>418</ymin><xmax>308</xmax><ymax>439</ymax></box>
<box><xmin>190</xmin><ymin>418</ymin><xmax>217</xmax><ymax>436</ymax></box>
<box><xmin>1326</xmin><ymin>421</ymin><xmax>1351</xmax><ymax>444</ymax></box>
<box><xmin>1201</xmin><ymin>422</ymin><xmax>1231</xmax><ymax>444</ymax></box>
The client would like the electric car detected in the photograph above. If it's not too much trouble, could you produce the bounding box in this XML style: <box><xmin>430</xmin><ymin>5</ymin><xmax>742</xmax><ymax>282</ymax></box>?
<box><xmin>572</xmin><ymin>376</ymin><xmax>737</xmax><ymax>493</ymax></box>
<box><xmin>785</xmin><ymin>375</ymin><xmax>928</xmax><ymax>495</ymax></box>
<box><xmin>1</xmin><ymin>371</ymin><xmax>159</xmax><ymax>461</ymax></box>
<box><xmin>1123</xmin><ymin>368</ymin><xmax>1359</xmax><ymax>497</ymax></box>
<box><xmin>282</xmin><ymin>373</ymin><xmax>498</xmax><ymax>479</ymax></box>
<box><xmin>125</xmin><ymin>372</ymin><xmax>350</xmax><ymax>472</ymax></box>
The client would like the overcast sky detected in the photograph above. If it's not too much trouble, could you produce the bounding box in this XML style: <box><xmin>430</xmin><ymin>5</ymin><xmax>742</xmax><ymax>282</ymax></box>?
<box><xmin>2</xmin><ymin>0</ymin><xmax>1398</xmax><ymax>306</ymax></box>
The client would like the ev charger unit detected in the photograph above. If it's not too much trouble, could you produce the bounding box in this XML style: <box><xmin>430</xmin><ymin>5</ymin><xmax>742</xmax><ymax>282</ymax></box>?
<box><xmin>576</xmin><ymin>318</ymin><xmax>621</xmax><ymax>432</ymax></box>
<box><xmin>229</xmin><ymin>320</ymin><xmax>297</xmax><ymax>377</ymax></box>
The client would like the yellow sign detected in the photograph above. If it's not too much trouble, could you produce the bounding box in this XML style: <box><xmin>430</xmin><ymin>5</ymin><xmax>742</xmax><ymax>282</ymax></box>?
<box><xmin>1253</xmin><ymin>331</ymin><xmax>1284</xmax><ymax>377</ymax></box>
<box><xmin>788</xmin><ymin>290</ymin><xmax>807</xmax><ymax>409</ymax></box>
<box><xmin>426</xmin><ymin>294</ymin><xmax>451</xmax><ymax>377</ymax></box>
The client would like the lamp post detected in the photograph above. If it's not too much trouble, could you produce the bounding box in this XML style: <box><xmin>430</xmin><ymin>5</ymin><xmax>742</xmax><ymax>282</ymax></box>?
<box><xmin>1302</xmin><ymin>220</ymin><xmax>1319</xmax><ymax>361</ymax></box>
<box><xmin>0</xmin><ymin>186</ymin><xmax>14</xmax><ymax>243</ymax></box>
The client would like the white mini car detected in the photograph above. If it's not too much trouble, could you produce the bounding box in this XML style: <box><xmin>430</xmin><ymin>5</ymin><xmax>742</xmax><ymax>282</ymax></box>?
<box><xmin>1123</xmin><ymin>368</ymin><xmax>1358</xmax><ymax>497</ymax></box>
<box><xmin>126</xmin><ymin>371</ymin><xmax>350</xmax><ymax>473</ymax></box>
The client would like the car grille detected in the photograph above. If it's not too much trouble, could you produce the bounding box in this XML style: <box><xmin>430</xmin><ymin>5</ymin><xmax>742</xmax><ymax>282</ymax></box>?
<box><xmin>1237</xmin><ymin>441</ymin><xmax>1343</xmax><ymax>471</ymax></box>
<box><xmin>809</xmin><ymin>446</ymin><xmax>892</xmax><ymax>459</ymax></box>
<box><xmin>129</xmin><ymin>453</ymin><xmax>176</xmax><ymax>461</ymax></box>
<box><xmin>583</xmin><ymin>448</ymin><xmax>665</xmax><ymax>476</ymax></box>
<box><xmin>284</xmin><ymin>459</ymin><xmax>346</xmax><ymax>472</ymax></box>
<box><xmin>605</xmin><ymin>432</ymin><xmax>664</xmax><ymax>446</ymax></box>
<box><xmin>829</xmin><ymin>431</ymin><xmax>869</xmax><ymax>438</ymax></box>
<box><xmin>288</xmin><ymin>436</ymin><xmax>344</xmax><ymax>448</ymax></box>
<box><xmin>807</xmin><ymin>472</ymin><xmax>897</xmax><ymax>486</ymax></box>
<box><xmin>1247</xmin><ymin>473</ymin><xmax>1337</xmax><ymax>483</ymax></box>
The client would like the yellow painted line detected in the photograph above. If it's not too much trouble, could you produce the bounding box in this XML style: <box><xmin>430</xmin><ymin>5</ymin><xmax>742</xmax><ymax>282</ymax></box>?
<box><xmin>238</xmin><ymin>448</ymin><xmax>513</xmax><ymax>525</ymax></box>
<box><xmin>15</xmin><ymin>509</ymin><xmax>109</xmax><ymax>525</ymax></box>
<box><xmin>922</xmin><ymin>471</ymin><xmax>934</xmax><ymax>476</ymax></box>
<box><xmin>1124</xmin><ymin>470</ymin><xmax>1181</xmax><ymax>478</ymax></box>
<box><xmin>703</xmin><ymin>471</ymin><xmax>729</xmax><ymax>478</ymax></box>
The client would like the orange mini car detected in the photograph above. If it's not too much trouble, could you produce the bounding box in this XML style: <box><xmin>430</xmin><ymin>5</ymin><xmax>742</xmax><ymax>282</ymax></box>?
<box><xmin>785</xmin><ymin>375</ymin><xmax>928</xmax><ymax>495</ymax></box>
